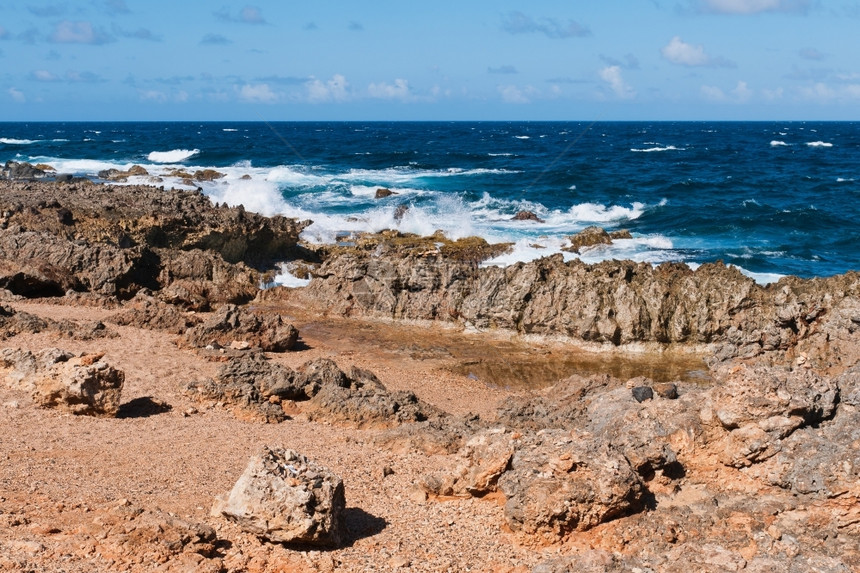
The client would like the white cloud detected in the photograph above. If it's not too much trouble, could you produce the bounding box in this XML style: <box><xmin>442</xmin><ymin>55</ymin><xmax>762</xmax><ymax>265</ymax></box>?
<box><xmin>701</xmin><ymin>81</ymin><xmax>755</xmax><ymax>102</ymax></box>
<box><xmin>501</xmin><ymin>11</ymin><xmax>591</xmax><ymax>39</ymax></box>
<box><xmin>239</xmin><ymin>83</ymin><xmax>278</xmax><ymax>103</ymax></box>
<box><xmin>799</xmin><ymin>82</ymin><xmax>860</xmax><ymax>102</ymax></box>
<box><xmin>140</xmin><ymin>90</ymin><xmax>168</xmax><ymax>102</ymax></box>
<box><xmin>733</xmin><ymin>80</ymin><xmax>752</xmax><ymax>101</ymax></box>
<box><xmin>8</xmin><ymin>87</ymin><xmax>25</xmax><ymax>102</ymax></box>
<box><xmin>661</xmin><ymin>36</ymin><xmax>734</xmax><ymax>67</ymax></box>
<box><xmin>367</xmin><ymin>79</ymin><xmax>410</xmax><ymax>100</ymax></box>
<box><xmin>599</xmin><ymin>66</ymin><xmax>635</xmax><ymax>99</ymax></box>
<box><xmin>306</xmin><ymin>74</ymin><xmax>350</xmax><ymax>103</ymax></box>
<box><xmin>701</xmin><ymin>85</ymin><xmax>726</xmax><ymax>101</ymax></box>
<box><xmin>51</xmin><ymin>21</ymin><xmax>113</xmax><ymax>45</ymax></box>
<box><xmin>696</xmin><ymin>0</ymin><xmax>810</xmax><ymax>14</ymax></box>
<box><xmin>762</xmin><ymin>87</ymin><xmax>784</xmax><ymax>100</ymax></box>
<box><xmin>498</xmin><ymin>84</ymin><xmax>533</xmax><ymax>103</ymax></box>
<box><xmin>32</xmin><ymin>70</ymin><xmax>59</xmax><ymax>82</ymax></box>
<box><xmin>662</xmin><ymin>36</ymin><xmax>710</xmax><ymax>66</ymax></box>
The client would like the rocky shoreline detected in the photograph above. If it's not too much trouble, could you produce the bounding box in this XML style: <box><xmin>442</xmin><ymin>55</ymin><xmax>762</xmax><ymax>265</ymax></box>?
<box><xmin>0</xmin><ymin>178</ymin><xmax>858</xmax><ymax>572</ymax></box>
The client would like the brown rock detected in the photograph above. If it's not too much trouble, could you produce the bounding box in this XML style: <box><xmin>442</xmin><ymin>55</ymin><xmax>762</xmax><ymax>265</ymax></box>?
<box><xmin>375</xmin><ymin>187</ymin><xmax>396</xmax><ymax>199</ymax></box>
<box><xmin>213</xmin><ymin>446</ymin><xmax>346</xmax><ymax>546</ymax></box>
<box><xmin>512</xmin><ymin>210</ymin><xmax>545</xmax><ymax>223</ymax></box>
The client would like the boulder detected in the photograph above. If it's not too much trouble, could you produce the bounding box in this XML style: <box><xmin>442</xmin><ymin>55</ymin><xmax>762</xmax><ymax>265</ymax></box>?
<box><xmin>420</xmin><ymin>428</ymin><xmax>514</xmax><ymax>496</ymax></box>
<box><xmin>1</xmin><ymin>161</ymin><xmax>47</xmax><ymax>180</ymax></box>
<box><xmin>1</xmin><ymin>348</ymin><xmax>124</xmax><ymax>416</ymax></box>
<box><xmin>565</xmin><ymin>226</ymin><xmax>613</xmax><ymax>253</ymax></box>
<box><xmin>498</xmin><ymin>429</ymin><xmax>645</xmax><ymax>538</ymax></box>
<box><xmin>212</xmin><ymin>447</ymin><xmax>346</xmax><ymax>547</ymax></box>
<box><xmin>375</xmin><ymin>187</ymin><xmax>396</xmax><ymax>199</ymax></box>
<box><xmin>512</xmin><ymin>210</ymin><xmax>545</xmax><ymax>223</ymax></box>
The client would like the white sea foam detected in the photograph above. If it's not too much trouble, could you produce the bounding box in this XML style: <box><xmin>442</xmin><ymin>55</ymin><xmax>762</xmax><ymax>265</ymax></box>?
<box><xmin>770</xmin><ymin>140</ymin><xmax>789</xmax><ymax>147</ymax></box>
<box><xmin>0</xmin><ymin>138</ymin><xmax>39</xmax><ymax>144</ymax></box>
<box><xmin>836</xmin><ymin>177</ymin><xmax>855</xmax><ymax>182</ymax></box>
<box><xmin>147</xmin><ymin>149</ymin><xmax>200</xmax><ymax>163</ymax></box>
<box><xmin>222</xmin><ymin>128</ymin><xmax>239</xmax><ymax>132</ymax></box>
<box><xmin>630</xmin><ymin>145</ymin><xmax>683</xmax><ymax>152</ymax></box>
<box><xmin>269</xmin><ymin>263</ymin><xmax>311</xmax><ymax>288</ymax></box>
<box><xmin>563</xmin><ymin>201</ymin><xmax>649</xmax><ymax>223</ymax></box>
<box><xmin>806</xmin><ymin>141</ymin><xmax>833</xmax><ymax>148</ymax></box>
<box><xmin>734</xmin><ymin>266</ymin><xmax>784</xmax><ymax>285</ymax></box>
<box><xmin>515</xmin><ymin>135</ymin><xmax>530</xmax><ymax>140</ymax></box>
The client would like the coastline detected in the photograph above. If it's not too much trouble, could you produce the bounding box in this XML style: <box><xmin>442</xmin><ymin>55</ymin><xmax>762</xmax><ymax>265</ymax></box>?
<box><xmin>0</xmin><ymin>179</ymin><xmax>858</xmax><ymax>572</ymax></box>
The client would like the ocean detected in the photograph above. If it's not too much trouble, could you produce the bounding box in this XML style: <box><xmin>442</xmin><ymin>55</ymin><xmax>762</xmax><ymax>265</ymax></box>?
<box><xmin>2</xmin><ymin>121</ymin><xmax>858</xmax><ymax>284</ymax></box>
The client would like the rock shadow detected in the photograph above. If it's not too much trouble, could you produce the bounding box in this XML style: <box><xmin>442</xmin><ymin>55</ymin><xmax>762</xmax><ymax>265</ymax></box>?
<box><xmin>342</xmin><ymin>507</ymin><xmax>387</xmax><ymax>545</ymax></box>
<box><xmin>116</xmin><ymin>396</ymin><xmax>173</xmax><ymax>419</ymax></box>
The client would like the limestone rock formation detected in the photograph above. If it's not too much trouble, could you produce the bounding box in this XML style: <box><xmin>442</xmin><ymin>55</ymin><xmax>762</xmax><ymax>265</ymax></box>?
<box><xmin>182</xmin><ymin>303</ymin><xmax>299</xmax><ymax>352</ymax></box>
<box><xmin>498</xmin><ymin>429</ymin><xmax>645</xmax><ymax>538</ymax></box>
<box><xmin>1</xmin><ymin>348</ymin><xmax>124</xmax><ymax>416</ymax></box>
<box><xmin>306</xmin><ymin>244</ymin><xmax>859</xmax><ymax>362</ymax></box>
<box><xmin>212</xmin><ymin>446</ymin><xmax>346</xmax><ymax>547</ymax></box>
<box><xmin>183</xmin><ymin>355</ymin><xmax>441</xmax><ymax>426</ymax></box>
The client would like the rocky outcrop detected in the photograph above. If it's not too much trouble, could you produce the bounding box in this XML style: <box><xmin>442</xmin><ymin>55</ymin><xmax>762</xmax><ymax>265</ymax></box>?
<box><xmin>1</xmin><ymin>161</ymin><xmax>48</xmax><ymax>180</ymax></box>
<box><xmin>706</xmin><ymin>363</ymin><xmax>839</xmax><ymax>468</ymax></box>
<box><xmin>212</xmin><ymin>447</ymin><xmax>346</xmax><ymax>547</ymax></box>
<box><xmin>0</xmin><ymin>180</ymin><xmax>310</xmax><ymax>302</ymax></box>
<box><xmin>305</xmin><ymin>245</ymin><xmax>860</xmax><ymax>362</ymax></box>
<box><xmin>564</xmin><ymin>226</ymin><xmax>632</xmax><ymax>253</ymax></box>
<box><xmin>182</xmin><ymin>304</ymin><xmax>298</xmax><ymax>352</ymax></box>
<box><xmin>0</xmin><ymin>180</ymin><xmax>309</xmax><ymax>266</ymax></box>
<box><xmin>512</xmin><ymin>210</ymin><xmax>545</xmax><ymax>223</ymax></box>
<box><xmin>498</xmin><ymin>429</ymin><xmax>645</xmax><ymax>538</ymax></box>
<box><xmin>1</xmin><ymin>348</ymin><xmax>124</xmax><ymax>416</ymax></box>
<box><xmin>183</xmin><ymin>355</ymin><xmax>441</xmax><ymax>426</ymax></box>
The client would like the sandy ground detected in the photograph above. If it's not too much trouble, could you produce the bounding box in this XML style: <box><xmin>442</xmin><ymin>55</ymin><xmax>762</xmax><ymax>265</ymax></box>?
<box><xmin>2</xmin><ymin>295</ymin><xmax>659</xmax><ymax>572</ymax></box>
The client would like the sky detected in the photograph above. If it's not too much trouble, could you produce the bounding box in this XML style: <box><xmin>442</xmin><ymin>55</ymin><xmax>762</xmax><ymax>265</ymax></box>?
<box><xmin>2</xmin><ymin>0</ymin><xmax>860</xmax><ymax>121</ymax></box>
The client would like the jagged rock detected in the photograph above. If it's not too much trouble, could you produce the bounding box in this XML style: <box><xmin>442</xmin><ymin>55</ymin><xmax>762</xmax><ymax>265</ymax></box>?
<box><xmin>374</xmin><ymin>415</ymin><xmax>485</xmax><ymax>455</ymax></box>
<box><xmin>631</xmin><ymin>385</ymin><xmax>653</xmax><ymax>402</ymax></box>
<box><xmin>704</xmin><ymin>364</ymin><xmax>839</xmax><ymax>468</ymax></box>
<box><xmin>182</xmin><ymin>353</ymin><xmax>294</xmax><ymax>422</ymax></box>
<box><xmin>1</xmin><ymin>161</ymin><xmax>47</xmax><ymax>180</ymax></box>
<box><xmin>183</xmin><ymin>304</ymin><xmax>299</xmax><ymax>352</ymax></box>
<box><xmin>375</xmin><ymin>187</ymin><xmax>396</xmax><ymax>199</ymax></box>
<box><xmin>304</xmin><ymin>364</ymin><xmax>443</xmax><ymax>428</ymax></box>
<box><xmin>512</xmin><ymin>210</ymin><xmax>545</xmax><ymax>223</ymax></box>
<box><xmin>97</xmin><ymin>165</ymin><xmax>149</xmax><ymax>181</ymax></box>
<box><xmin>498</xmin><ymin>429</ymin><xmax>645</xmax><ymax>538</ymax></box>
<box><xmin>0</xmin><ymin>180</ymin><xmax>309</xmax><ymax>266</ymax></box>
<box><xmin>1</xmin><ymin>348</ymin><xmax>124</xmax><ymax>416</ymax></box>
<box><xmin>156</xmin><ymin>250</ymin><xmax>261</xmax><ymax>309</ymax></box>
<box><xmin>306</xmin><ymin>245</ymin><xmax>859</xmax><ymax>361</ymax></box>
<box><xmin>183</xmin><ymin>355</ymin><xmax>440</xmax><ymax>427</ymax></box>
<box><xmin>193</xmin><ymin>169</ymin><xmax>224</xmax><ymax>181</ymax></box>
<box><xmin>212</xmin><ymin>446</ymin><xmax>346</xmax><ymax>547</ymax></box>
<box><xmin>420</xmin><ymin>428</ymin><xmax>514</xmax><ymax>496</ymax></box>
<box><xmin>0</xmin><ymin>225</ymin><xmax>154</xmax><ymax>298</ymax></box>
<box><xmin>565</xmin><ymin>226</ymin><xmax>612</xmax><ymax>253</ymax></box>
<box><xmin>0</xmin><ymin>305</ymin><xmax>49</xmax><ymax>338</ymax></box>
<box><xmin>110</xmin><ymin>295</ymin><xmax>200</xmax><ymax>334</ymax></box>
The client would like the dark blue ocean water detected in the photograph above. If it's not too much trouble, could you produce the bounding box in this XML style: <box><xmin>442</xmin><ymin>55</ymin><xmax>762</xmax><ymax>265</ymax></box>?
<box><xmin>2</xmin><ymin>121</ymin><xmax>858</xmax><ymax>282</ymax></box>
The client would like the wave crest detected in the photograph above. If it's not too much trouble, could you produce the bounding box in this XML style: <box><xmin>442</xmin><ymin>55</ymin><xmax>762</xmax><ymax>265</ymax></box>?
<box><xmin>147</xmin><ymin>149</ymin><xmax>200</xmax><ymax>163</ymax></box>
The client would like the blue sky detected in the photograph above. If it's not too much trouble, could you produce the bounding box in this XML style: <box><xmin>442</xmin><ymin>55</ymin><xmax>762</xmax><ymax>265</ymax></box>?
<box><xmin>2</xmin><ymin>0</ymin><xmax>860</xmax><ymax>120</ymax></box>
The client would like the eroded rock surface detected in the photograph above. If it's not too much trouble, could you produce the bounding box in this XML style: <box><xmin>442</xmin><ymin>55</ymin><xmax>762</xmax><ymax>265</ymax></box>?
<box><xmin>1</xmin><ymin>347</ymin><xmax>124</xmax><ymax>416</ymax></box>
<box><xmin>305</xmin><ymin>244</ymin><xmax>859</xmax><ymax>365</ymax></box>
<box><xmin>212</xmin><ymin>446</ymin><xmax>346</xmax><ymax>547</ymax></box>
